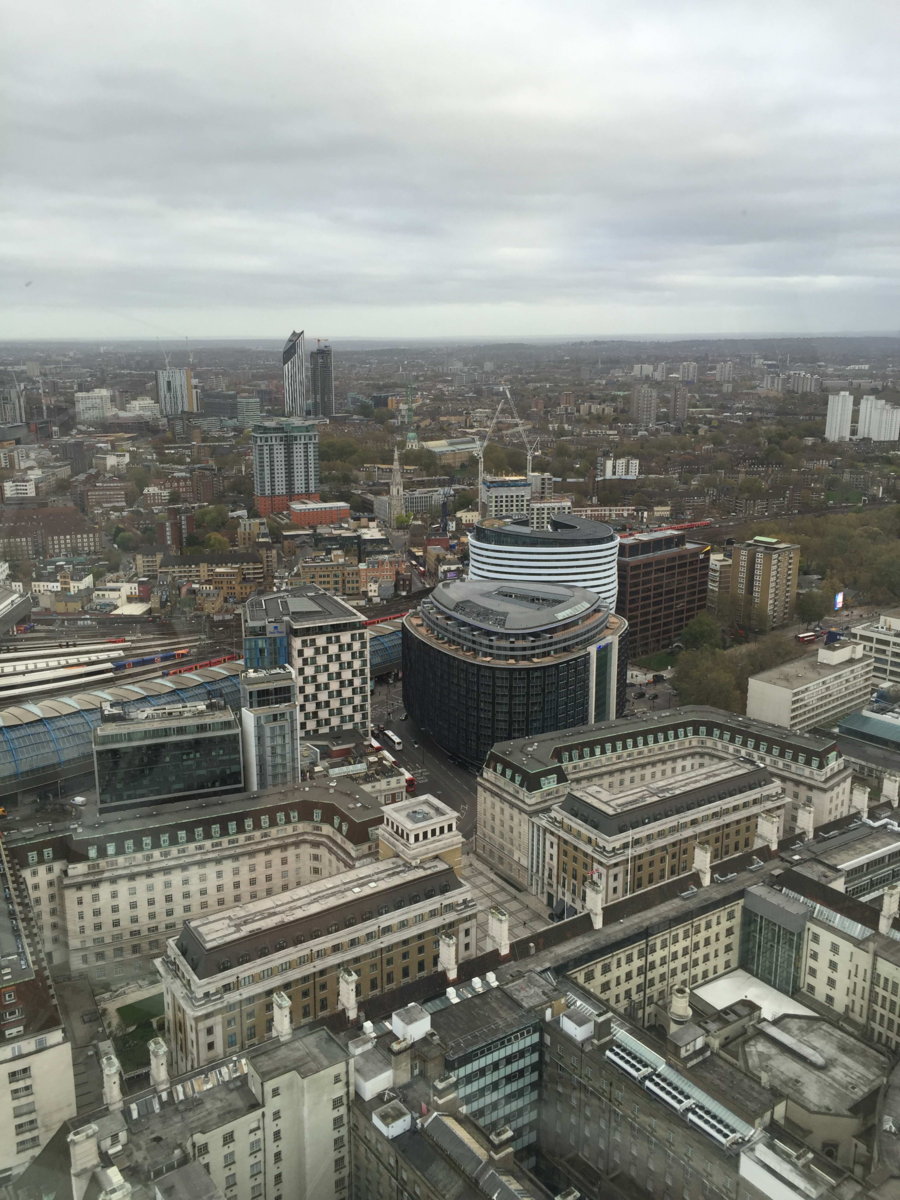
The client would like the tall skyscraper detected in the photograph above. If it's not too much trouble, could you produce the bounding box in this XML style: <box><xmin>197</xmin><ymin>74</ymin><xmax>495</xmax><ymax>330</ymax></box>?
<box><xmin>309</xmin><ymin>340</ymin><xmax>335</xmax><ymax>417</ymax></box>
<box><xmin>251</xmin><ymin>419</ymin><xmax>320</xmax><ymax>516</ymax></box>
<box><xmin>283</xmin><ymin>329</ymin><xmax>307</xmax><ymax>416</ymax></box>
<box><xmin>825</xmin><ymin>390</ymin><xmax>854</xmax><ymax>442</ymax></box>
<box><xmin>155</xmin><ymin>368</ymin><xmax>196</xmax><ymax>417</ymax></box>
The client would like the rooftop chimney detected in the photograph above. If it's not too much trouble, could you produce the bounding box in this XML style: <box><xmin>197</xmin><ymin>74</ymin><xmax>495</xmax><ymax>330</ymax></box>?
<box><xmin>101</xmin><ymin>1054</ymin><xmax>123</xmax><ymax>1113</ymax></box>
<box><xmin>148</xmin><ymin>1037</ymin><xmax>169</xmax><ymax>1094</ymax></box>
<box><xmin>68</xmin><ymin>1124</ymin><xmax>100</xmax><ymax>1175</ymax></box>
<box><xmin>272</xmin><ymin>991</ymin><xmax>292</xmax><ymax>1042</ymax></box>
<box><xmin>880</xmin><ymin>883</ymin><xmax>900</xmax><ymax>935</ymax></box>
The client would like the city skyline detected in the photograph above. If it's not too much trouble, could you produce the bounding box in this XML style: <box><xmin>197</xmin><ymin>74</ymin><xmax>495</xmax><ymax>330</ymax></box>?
<box><xmin>4</xmin><ymin>1</ymin><xmax>900</xmax><ymax>340</ymax></box>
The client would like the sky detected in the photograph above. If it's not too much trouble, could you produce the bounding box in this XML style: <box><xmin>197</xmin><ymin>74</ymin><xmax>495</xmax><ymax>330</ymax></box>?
<box><xmin>3</xmin><ymin>0</ymin><xmax>900</xmax><ymax>341</ymax></box>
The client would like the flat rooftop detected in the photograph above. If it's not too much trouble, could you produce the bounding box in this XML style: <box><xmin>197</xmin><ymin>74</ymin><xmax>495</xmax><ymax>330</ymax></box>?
<box><xmin>488</xmin><ymin>705</ymin><xmax>840</xmax><ymax>777</ymax></box>
<box><xmin>693</xmin><ymin>969</ymin><xmax>816</xmax><ymax>1022</ymax></box>
<box><xmin>739</xmin><ymin>1015</ymin><xmax>888</xmax><ymax>1116</ymax></box>
<box><xmin>427</xmin><ymin>579</ymin><xmax>606</xmax><ymax>632</ymax></box>
<box><xmin>428</xmin><ymin>986</ymin><xmax>537</xmax><ymax>1062</ymax></box>
<box><xmin>787</xmin><ymin>822</ymin><xmax>900</xmax><ymax>872</ymax></box>
<box><xmin>182</xmin><ymin>856</ymin><xmax>460</xmax><ymax>951</ymax></box>
<box><xmin>559</xmin><ymin>759</ymin><xmax>774</xmax><ymax>838</ymax></box>
<box><xmin>749</xmin><ymin>651</ymin><xmax>870</xmax><ymax>689</ymax></box>
<box><xmin>67</xmin><ymin>1027</ymin><xmax>345</xmax><ymax>1183</ymax></box>
<box><xmin>244</xmin><ymin>584</ymin><xmax>363</xmax><ymax>627</ymax></box>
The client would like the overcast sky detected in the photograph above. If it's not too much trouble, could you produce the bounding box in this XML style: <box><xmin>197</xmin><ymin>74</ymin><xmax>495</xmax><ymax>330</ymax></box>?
<box><xmin>3</xmin><ymin>0</ymin><xmax>900</xmax><ymax>341</ymax></box>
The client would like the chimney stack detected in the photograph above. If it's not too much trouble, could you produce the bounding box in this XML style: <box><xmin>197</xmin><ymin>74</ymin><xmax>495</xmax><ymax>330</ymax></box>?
<box><xmin>272</xmin><ymin>991</ymin><xmax>292</xmax><ymax>1042</ymax></box>
<box><xmin>148</xmin><ymin>1037</ymin><xmax>169</xmax><ymax>1094</ymax></box>
<box><xmin>101</xmin><ymin>1054</ymin><xmax>123</xmax><ymax>1113</ymax></box>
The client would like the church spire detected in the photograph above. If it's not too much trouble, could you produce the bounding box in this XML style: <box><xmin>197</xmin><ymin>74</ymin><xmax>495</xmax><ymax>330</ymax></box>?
<box><xmin>390</xmin><ymin>445</ymin><xmax>403</xmax><ymax>499</ymax></box>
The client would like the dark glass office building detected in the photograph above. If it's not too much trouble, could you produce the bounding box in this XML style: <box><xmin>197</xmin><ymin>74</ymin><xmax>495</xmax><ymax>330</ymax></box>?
<box><xmin>93</xmin><ymin>701</ymin><xmax>244</xmax><ymax>809</ymax></box>
<box><xmin>402</xmin><ymin>580</ymin><xmax>628</xmax><ymax>768</ymax></box>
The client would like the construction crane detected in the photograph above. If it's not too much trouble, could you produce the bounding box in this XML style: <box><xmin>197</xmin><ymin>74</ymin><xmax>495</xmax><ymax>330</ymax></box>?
<box><xmin>475</xmin><ymin>388</ymin><xmax>538</xmax><ymax>514</ymax></box>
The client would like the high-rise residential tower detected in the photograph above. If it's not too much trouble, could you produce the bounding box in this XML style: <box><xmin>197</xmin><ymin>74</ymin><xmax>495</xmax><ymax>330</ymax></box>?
<box><xmin>825</xmin><ymin>390</ymin><xmax>854</xmax><ymax>441</ymax></box>
<box><xmin>74</xmin><ymin>389</ymin><xmax>113</xmax><ymax>424</ymax></box>
<box><xmin>251</xmin><ymin>419</ymin><xmax>320</xmax><ymax>516</ymax></box>
<box><xmin>729</xmin><ymin>535</ymin><xmax>800</xmax><ymax>627</ymax></box>
<box><xmin>857</xmin><ymin>394</ymin><xmax>900</xmax><ymax>442</ymax></box>
<box><xmin>629</xmin><ymin>383</ymin><xmax>658</xmax><ymax>428</ymax></box>
<box><xmin>309</xmin><ymin>340</ymin><xmax>335</xmax><ymax>417</ymax></box>
<box><xmin>671</xmin><ymin>383</ymin><xmax>690</xmax><ymax>424</ymax></box>
<box><xmin>283</xmin><ymin>329</ymin><xmax>307</xmax><ymax>416</ymax></box>
<box><xmin>155</xmin><ymin>369</ymin><xmax>196</xmax><ymax>417</ymax></box>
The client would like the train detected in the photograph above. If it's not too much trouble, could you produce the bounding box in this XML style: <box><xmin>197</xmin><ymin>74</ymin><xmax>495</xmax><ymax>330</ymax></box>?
<box><xmin>161</xmin><ymin>653</ymin><xmax>240</xmax><ymax>677</ymax></box>
<box><xmin>363</xmin><ymin>612</ymin><xmax>409</xmax><ymax>627</ymax></box>
<box><xmin>112</xmin><ymin>649</ymin><xmax>191</xmax><ymax>671</ymax></box>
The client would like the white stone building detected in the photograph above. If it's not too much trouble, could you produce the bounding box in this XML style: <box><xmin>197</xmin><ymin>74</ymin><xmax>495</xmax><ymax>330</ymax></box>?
<box><xmin>476</xmin><ymin>708</ymin><xmax>854</xmax><ymax>892</ymax></box>
<box><xmin>746</xmin><ymin>642</ymin><xmax>873</xmax><ymax>733</ymax></box>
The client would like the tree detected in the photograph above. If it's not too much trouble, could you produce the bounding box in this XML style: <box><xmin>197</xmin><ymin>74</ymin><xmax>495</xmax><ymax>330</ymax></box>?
<box><xmin>204</xmin><ymin>533</ymin><xmax>230</xmax><ymax>552</ymax></box>
<box><xmin>794</xmin><ymin>589</ymin><xmax>830</xmax><ymax>626</ymax></box>
<box><xmin>680</xmin><ymin>612</ymin><xmax>722</xmax><ymax>651</ymax></box>
<box><xmin>671</xmin><ymin>650</ymin><xmax>743</xmax><ymax>712</ymax></box>
<box><xmin>194</xmin><ymin>505</ymin><xmax>229</xmax><ymax>532</ymax></box>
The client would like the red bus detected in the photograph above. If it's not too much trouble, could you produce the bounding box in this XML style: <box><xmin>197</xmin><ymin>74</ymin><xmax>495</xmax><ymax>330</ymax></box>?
<box><xmin>795</xmin><ymin>632</ymin><xmax>818</xmax><ymax>644</ymax></box>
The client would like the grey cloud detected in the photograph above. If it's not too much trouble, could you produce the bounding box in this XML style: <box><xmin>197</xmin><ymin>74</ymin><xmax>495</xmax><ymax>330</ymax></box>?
<box><xmin>3</xmin><ymin>0</ymin><xmax>900</xmax><ymax>337</ymax></box>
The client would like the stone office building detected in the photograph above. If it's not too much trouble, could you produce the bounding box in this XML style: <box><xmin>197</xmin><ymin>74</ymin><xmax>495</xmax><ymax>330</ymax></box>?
<box><xmin>159</xmin><ymin>797</ymin><xmax>477</xmax><ymax>1073</ymax></box>
<box><xmin>476</xmin><ymin>707</ymin><xmax>853</xmax><ymax>893</ymax></box>
<box><xmin>8</xmin><ymin>772</ymin><xmax>406</xmax><ymax>984</ymax></box>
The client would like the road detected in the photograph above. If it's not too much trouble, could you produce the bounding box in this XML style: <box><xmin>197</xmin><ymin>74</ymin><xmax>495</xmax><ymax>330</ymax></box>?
<box><xmin>369</xmin><ymin>681</ymin><xmax>478</xmax><ymax>837</ymax></box>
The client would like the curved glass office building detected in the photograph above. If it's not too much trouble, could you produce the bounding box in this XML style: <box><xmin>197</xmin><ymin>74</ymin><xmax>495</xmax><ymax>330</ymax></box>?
<box><xmin>467</xmin><ymin>514</ymin><xmax>620</xmax><ymax>609</ymax></box>
<box><xmin>402</xmin><ymin>580</ymin><xmax>628</xmax><ymax>767</ymax></box>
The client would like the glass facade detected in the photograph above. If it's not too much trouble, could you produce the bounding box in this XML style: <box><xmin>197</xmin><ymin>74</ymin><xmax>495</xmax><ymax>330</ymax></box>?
<box><xmin>243</xmin><ymin>632</ymin><xmax>289</xmax><ymax>669</ymax></box>
<box><xmin>739</xmin><ymin>903</ymin><xmax>805</xmax><ymax>995</ymax></box>
<box><xmin>0</xmin><ymin>670</ymin><xmax>242</xmax><ymax>785</ymax></box>
<box><xmin>94</xmin><ymin>715</ymin><xmax>244</xmax><ymax>808</ymax></box>
<box><xmin>403</xmin><ymin>635</ymin><xmax>595</xmax><ymax>768</ymax></box>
